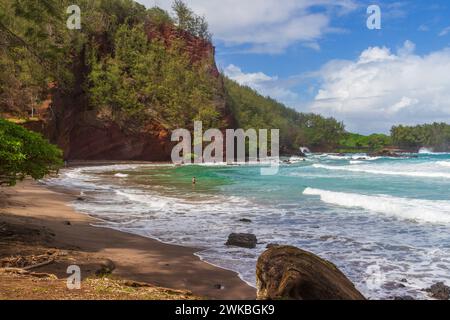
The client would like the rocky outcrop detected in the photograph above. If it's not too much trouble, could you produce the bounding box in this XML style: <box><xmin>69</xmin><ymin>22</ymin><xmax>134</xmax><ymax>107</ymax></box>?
<box><xmin>21</xmin><ymin>20</ymin><xmax>235</xmax><ymax>161</ymax></box>
<box><xmin>225</xmin><ymin>233</ymin><xmax>257</xmax><ymax>249</ymax></box>
<box><xmin>256</xmin><ymin>246</ymin><xmax>365</xmax><ymax>300</ymax></box>
<box><xmin>64</xmin><ymin>119</ymin><xmax>174</xmax><ymax>161</ymax></box>
<box><xmin>368</xmin><ymin>149</ymin><xmax>404</xmax><ymax>158</ymax></box>
<box><xmin>425</xmin><ymin>282</ymin><xmax>450</xmax><ymax>300</ymax></box>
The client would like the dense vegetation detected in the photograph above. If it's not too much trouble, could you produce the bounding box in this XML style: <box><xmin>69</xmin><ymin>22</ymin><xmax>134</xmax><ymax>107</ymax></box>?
<box><xmin>0</xmin><ymin>0</ymin><xmax>223</xmax><ymax>131</ymax></box>
<box><xmin>338</xmin><ymin>133</ymin><xmax>392</xmax><ymax>153</ymax></box>
<box><xmin>391</xmin><ymin>123</ymin><xmax>450</xmax><ymax>151</ymax></box>
<box><xmin>0</xmin><ymin>119</ymin><xmax>62</xmax><ymax>186</ymax></box>
<box><xmin>3</xmin><ymin>0</ymin><xmax>448</xmax><ymax>158</ymax></box>
<box><xmin>0</xmin><ymin>0</ymin><xmax>347</xmax><ymax>153</ymax></box>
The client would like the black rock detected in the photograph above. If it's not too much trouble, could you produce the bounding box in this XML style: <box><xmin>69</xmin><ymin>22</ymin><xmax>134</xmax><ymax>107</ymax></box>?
<box><xmin>239</xmin><ymin>218</ymin><xmax>252</xmax><ymax>223</ymax></box>
<box><xmin>425</xmin><ymin>282</ymin><xmax>450</xmax><ymax>300</ymax></box>
<box><xmin>225</xmin><ymin>233</ymin><xmax>257</xmax><ymax>249</ymax></box>
<box><xmin>393</xmin><ymin>296</ymin><xmax>414</xmax><ymax>300</ymax></box>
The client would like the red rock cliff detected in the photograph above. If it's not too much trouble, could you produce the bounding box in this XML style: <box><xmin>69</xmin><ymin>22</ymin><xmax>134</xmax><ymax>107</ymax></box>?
<box><xmin>30</xmin><ymin>22</ymin><xmax>234</xmax><ymax>161</ymax></box>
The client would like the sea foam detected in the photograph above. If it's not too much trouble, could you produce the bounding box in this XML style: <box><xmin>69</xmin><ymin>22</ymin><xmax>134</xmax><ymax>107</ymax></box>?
<box><xmin>312</xmin><ymin>164</ymin><xmax>450</xmax><ymax>179</ymax></box>
<box><xmin>303</xmin><ymin>187</ymin><xmax>450</xmax><ymax>224</ymax></box>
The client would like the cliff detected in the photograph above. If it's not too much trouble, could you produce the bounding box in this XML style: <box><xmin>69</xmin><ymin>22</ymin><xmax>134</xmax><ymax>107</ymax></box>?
<box><xmin>22</xmin><ymin>22</ymin><xmax>233</xmax><ymax>161</ymax></box>
<box><xmin>1</xmin><ymin>1</ymin><xmax>346</xmax><ymax>158</ymax></box>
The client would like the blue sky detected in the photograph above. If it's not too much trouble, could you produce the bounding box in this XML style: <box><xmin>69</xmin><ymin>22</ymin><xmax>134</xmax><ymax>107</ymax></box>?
<box><xmin>137</xmin><ymin>0</ymin><xmax>450</xmax><ymax>134</ymax></box>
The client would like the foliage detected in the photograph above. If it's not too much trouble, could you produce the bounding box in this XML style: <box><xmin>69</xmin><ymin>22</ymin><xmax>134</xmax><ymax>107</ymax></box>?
<box><xmin>339</xmin><ymin>133</ymin><xmax>392</xmax><ymax>152</ymax></box>
<box><xmin>172</xmin><ymin>0</ymin><xmax>211</xmax><ymax>41</ymax></box>
<box><xmin>88</xmin><ymin>23</ymin><xmax>221</xmax><ymax>130</ymax></box>
<box><xmin>391</xmin><ymin>123</ymin><xmax>450</xmax><ymax>151</ymax></box>
<box><xmin>0</xmin><ymin>0</ymin><xmax>353</xmax><ymax>157</ymax></box>
<box><xmin>0</xmin><ymin>119</ymin><xmax>63</xmax><ymax>186</ymax></box>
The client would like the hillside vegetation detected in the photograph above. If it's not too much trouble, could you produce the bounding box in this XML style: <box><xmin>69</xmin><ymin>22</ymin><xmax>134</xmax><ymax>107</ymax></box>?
<box><xmin>2</xmin><ymin>0</ymin><xmax>448</xmax><ymax>157</ymax></box>
<box><xmin>391</xmin><ymin>123</ymin><xmax>450</xmax><ymax>152</ymax></box>
<box><xmin>0</xmin><ymin>0</ymin><xmax>349</xmax><ymax>157</ymax></box>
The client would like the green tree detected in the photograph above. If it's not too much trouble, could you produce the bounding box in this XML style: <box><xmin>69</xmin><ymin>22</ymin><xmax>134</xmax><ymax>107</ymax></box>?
<box><xmin>172</xmin><ymin>0</ymin><xmax>211</xmax><ymax>40</ymax></box>
<box><xmin>0</xmin><ymin>119</ymin><xmax>63</xmax><ymax>186</ymax></box>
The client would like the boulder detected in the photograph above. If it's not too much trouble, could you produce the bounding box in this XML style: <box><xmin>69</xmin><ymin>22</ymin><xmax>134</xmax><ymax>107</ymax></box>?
<box><xmin>256</xmin><ymin>246</ymin><xmax>365</xmax><ymax>300</ymax></box>
<box><xmin>225</xmin><ymin>233</ymin><xmax>257</xmax><ymax>249</ymax></box>
<box><xmin>239</xmin><ymin>218</ymin><xmax>252</xmax><ymax>223</ymax></box>
<box><xmin>425</xmin><ymin>282</ymin><xmax>450</xmax><ymax>300</ymax></box>
<box><xmin>95</xmin><ymin>259</ymin><xmax>116</xmax><ymax>277</ymax></box>
<box><xmin>368</xmin><ymin>149</ymin><xmax>403</xmax><ymax>158</ymax></box>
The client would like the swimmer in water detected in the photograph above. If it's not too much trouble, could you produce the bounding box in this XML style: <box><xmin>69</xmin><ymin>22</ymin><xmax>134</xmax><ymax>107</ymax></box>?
<box><xmin>192</xmin><ymin>177</ymin><xmax>196</xmax><ymax>185</ymax></box>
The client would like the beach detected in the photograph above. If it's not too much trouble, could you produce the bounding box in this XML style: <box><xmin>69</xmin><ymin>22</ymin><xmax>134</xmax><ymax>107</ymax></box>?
<box><xmin>0</xmin><ymin>180</ymin><xmax>256</xmax><ymax>300</ymax></box>
<box><xmin>37</xmin><ymin>157</ymin><xmax>450</xmax><ymax>300</ymax></box>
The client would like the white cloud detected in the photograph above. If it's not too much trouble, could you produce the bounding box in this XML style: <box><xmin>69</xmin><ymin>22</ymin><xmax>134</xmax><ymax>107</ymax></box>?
<box><xmin>224</xmin><ymin>64</ymin><xmax>298</xmax><ymax>104</ymax></box>
<box><xmin>439</xmin><ymin>26</ymin><xmax>450</xmax><ymax>37</ymax></box>
<box><xmin>418</xmin><ymin>24</ymin><xmax>429</xmax><ymax>32</ymax></box>
<box><xmin>309</xmin><ymin>41</ymin><xmax>450</xmax><ymax>133</ymax></box>
<box><xmin>137</xmin><ymin>0</ymin><xmax>357</xmax><ymax>53</ymax></box>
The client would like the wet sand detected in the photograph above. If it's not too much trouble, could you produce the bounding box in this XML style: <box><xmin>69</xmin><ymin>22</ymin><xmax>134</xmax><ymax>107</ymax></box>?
<box><xmin>0</xmin><ymin>180</ymin><xmax>256</xmax><ymax>300</ymax></box>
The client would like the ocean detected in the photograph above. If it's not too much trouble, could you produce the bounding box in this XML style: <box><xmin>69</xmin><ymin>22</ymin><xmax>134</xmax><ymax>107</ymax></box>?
<box><xmin>45</xmin><ymin>151</ymin><xmax>450</xmax><ymax>299</ymax></box>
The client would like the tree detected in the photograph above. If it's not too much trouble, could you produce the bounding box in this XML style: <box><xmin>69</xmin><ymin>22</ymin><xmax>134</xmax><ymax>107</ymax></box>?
<box><xmin>0</xmin><ymin>119</ymin><xmax>63</xmax><ymax>186</ymax></box>
<box><xmin>172</xmin><ymin>0</ymin><xmax>211</xmax><ymax>40</ymax></box>
<box><xmin>391</xmin><ymin>123</ymin><xmax>450</xmax><ymax>151</ymax></box>
<box><xmin>87</xmin><ymin>23</ymin><xmax>221</xmax><ymax>130</ymax></box>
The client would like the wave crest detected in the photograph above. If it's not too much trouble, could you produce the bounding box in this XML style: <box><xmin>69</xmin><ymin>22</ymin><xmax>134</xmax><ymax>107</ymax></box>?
<box><xmin>303</xmin><ymin>188</ymin><xmax>450</xmax><ymax>224</ymax></box>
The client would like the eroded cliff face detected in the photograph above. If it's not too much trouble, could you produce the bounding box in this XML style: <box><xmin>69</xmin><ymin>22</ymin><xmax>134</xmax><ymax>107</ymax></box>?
<box><xmin>29</xmin><ymin>22</ymin><xmax>234</xmax><ymax>161</ymax></box>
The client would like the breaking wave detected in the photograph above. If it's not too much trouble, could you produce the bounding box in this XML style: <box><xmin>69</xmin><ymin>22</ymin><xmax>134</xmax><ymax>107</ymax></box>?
<box><xmin>303</xmin><ymin>188</ymin><xmax>450</xmax><ymax>224</ymax></box>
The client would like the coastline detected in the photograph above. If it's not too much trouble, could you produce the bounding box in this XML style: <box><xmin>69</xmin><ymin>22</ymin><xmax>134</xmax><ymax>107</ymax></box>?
<box><xmin>0</xmin><ymin>180</ymin><xmax>256</xmax><ymax>300</ymax></box>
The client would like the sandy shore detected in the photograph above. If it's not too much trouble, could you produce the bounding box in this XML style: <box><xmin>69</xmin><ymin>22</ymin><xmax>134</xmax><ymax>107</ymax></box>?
<box><xmin>0</xmin><ymin>180</ymin><xmax>256</xmax><ymax>300</ymax></box>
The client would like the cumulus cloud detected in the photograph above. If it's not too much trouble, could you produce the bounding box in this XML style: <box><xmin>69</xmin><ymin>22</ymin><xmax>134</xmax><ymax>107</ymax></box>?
<box><xmin>309</xmin><ymin>41</ymin><xmax>450</xmax><ymax>133</ymax></box>
<box><xmin>224</xmin><ymin>64</ymin><xmax>298</xmax><ymax>104</ymax></box>
<box><xmin>137</xmin><ymin>0</ymin><xmax>357</xmax><ymax>53</ymax></box>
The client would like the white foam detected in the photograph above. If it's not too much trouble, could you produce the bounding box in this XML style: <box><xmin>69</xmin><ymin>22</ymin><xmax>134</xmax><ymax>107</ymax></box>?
<box><xmin>313</xmin><ymin>164</ymin><xmax>450</xmax><ymax>179</ymax></box>
<box><xmin>303</xmin><ymin>188</ymin><xmax>450</xmax><ymax>224</ymax></box>
<box><xmin>419</xmin><ymin>147</ymin><xmax>434</xmax><ymax>154</ymax></box>
<box><xmin>437</xmin><ymin>161</ymin><xmax>450</xmax><ymax>168</ymax></box>
<box><xmin>114</xmin><ymin>173</ymin><xmax>129</xmax><ymax>178</ymax></box>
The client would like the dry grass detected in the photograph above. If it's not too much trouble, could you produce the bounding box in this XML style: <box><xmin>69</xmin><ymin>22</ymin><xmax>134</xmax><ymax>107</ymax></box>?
<box><xmin>0</xmin><ymin>272</ymin><xmax>199</xmax><ymax>300</ymax></box>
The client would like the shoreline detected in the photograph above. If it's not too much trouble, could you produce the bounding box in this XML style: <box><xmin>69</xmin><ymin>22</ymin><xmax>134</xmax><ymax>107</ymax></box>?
<box><xmin>0</xmin><ymin>180</ymin><xmax>256</xmax><ymax>300</ymax></box>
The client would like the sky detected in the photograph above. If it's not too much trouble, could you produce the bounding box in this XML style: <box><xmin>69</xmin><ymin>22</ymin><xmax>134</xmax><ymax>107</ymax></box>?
<box><xmin>136</xmin><ymin>0</ymin><xmax>450</xmax><ymax>134</ymax></box>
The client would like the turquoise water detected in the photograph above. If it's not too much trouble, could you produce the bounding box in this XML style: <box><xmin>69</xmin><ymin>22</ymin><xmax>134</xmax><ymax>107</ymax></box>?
<box><xmin>46</xmin><ymin>152</ymin><xmax>450</xmax><ymax>299</ymax></box>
